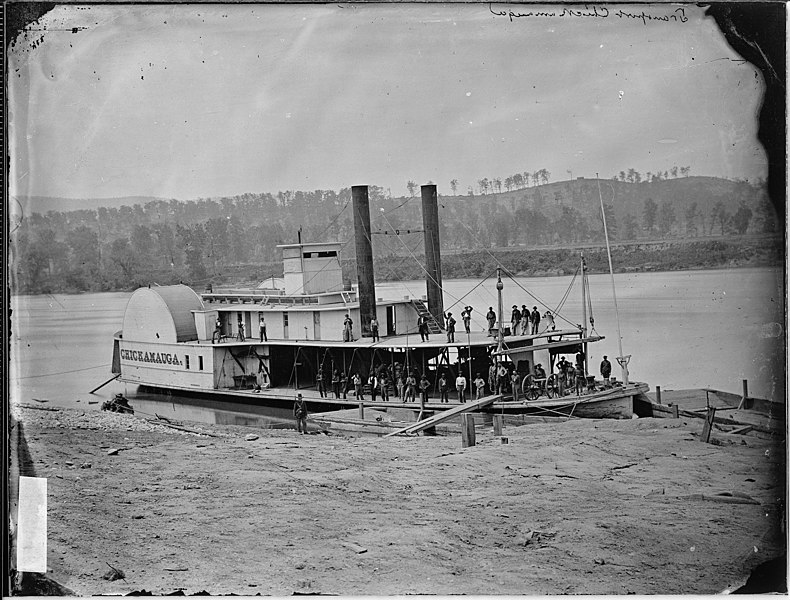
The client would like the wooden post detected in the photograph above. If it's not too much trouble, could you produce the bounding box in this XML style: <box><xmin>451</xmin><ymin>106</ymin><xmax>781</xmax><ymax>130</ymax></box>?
<box><xmin>655</xmin><ymin>386</ymin><xmax>662</xmax><ymax>405</ymax></box>
<box><xmin>461</xmin><ymin>414</ymin><xmax>476</xmax><ymax>447</ymax></box>
<box><xmin>358</xmin><ymin>401</ymin><xmax>364</xmax><ymax>420</ymax></box>
<box><xmin>493</xmin><ymin>414</ymin><xmax>503</xmax><ymax>436</ymax></box>
<box><xmin>701</xmin><ymin>406</ymin><xmax>716</xmax><ymax>443</ymax></box>
<box><xmin>738</xmin><ymin>379</ymin><xmax>748</xmax><ymax>409</ymax></box>
<box><xmin>671</xmin><ymin>404</ymin><xmax>679</xmax><ymax>419</ymax></box>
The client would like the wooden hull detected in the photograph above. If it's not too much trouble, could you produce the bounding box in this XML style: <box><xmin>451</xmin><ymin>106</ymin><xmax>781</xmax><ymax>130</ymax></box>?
<box><xmin>492</xmin><ymin>382</ymin><xmax>649</xmax><ymax>420</ymax></box>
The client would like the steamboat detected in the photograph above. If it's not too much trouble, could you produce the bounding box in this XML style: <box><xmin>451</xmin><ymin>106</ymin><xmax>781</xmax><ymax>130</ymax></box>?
<box><xmin>111</xmin><ymin>184</ymin><xmax>648</xmax><ymax>423</ymax></box>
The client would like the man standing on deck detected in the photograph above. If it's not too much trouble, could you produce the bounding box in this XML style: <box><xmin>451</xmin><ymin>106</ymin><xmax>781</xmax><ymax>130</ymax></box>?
<box><xmin>496</xmin><ymin>363</ymin><xmax>509</xmax><ymax>395</ymax></box>
<box><xmin>316</xmin><ymin>369</ymin><xmax>326</xmax><ymax>398</ymax></box>
<box><xmin>462</xmin><ymin>306</ymin><xmax>472</xmax><ymax>334</ymax></box>
<box><xmin>343</xmin><ymin>314</ymin><xmax>354</xmax><ymax>342</ymax></box>
<box><xmin>379</xmin><ymin>372</ymin><xmax>390</xmax><ymax>401</ymax></box>
<box><xmin>371</xmin><ymin>317</ymin><xmax>380</xmax><ymax>342</ymax></box>
<box><xmin>456</xmin><ymin>373</ymin><xmax>467</xmax><ymax>403</ymax></box>
<box><xmin>353</xmin><ymin>373</ymin><xmax>364</xmax><ymax>400</ymax></box>
<box><xmin>446</xmin><ymin>312</ymin><xmax>456</xmax><ymax>343</ymax></box>
<box><xmin>438</xmin><ymin>372</ymin><xmax>449</xmax><ymax>403</ymax></box>
<box><xmin>510</xmin><ymin>369</ymin><xmax>521</xmax><ymax>402</ymax></box>
<box><xmin>474</xmin><ymin>373</ymin><xmax>486</xmax><ymax>399</ymax></box>
<box><xmin>259</xmin><ymin>314</ymin><xmax>267</xmax><ymax>342</ymax></box>
<box><xmin>600</xmin><ymin>356</ymin><xmax>612</xmax><ymax>387</ymax></box>
<box><xmin>331</xmin><ymin>369</ymin><xmax>341</xmax><ymax>398</ymax></box>
<box><xmin>419</xmin><ymin>374</ymin><xmax>431</xmax><ymax>404</ymax></box>
<box><xmin>213</xmin><ymin>317</ymin><xmax>222</xmax><ymax>343</ymax></box>
<box><xmin>486</xmin><ymin>307</ymin><xmax>496</xmax><ymax>335</ymax></box>
<box><xmin>531</xmin><ymin>307</ymin><xmax>541</xmax><ymax>334</ymax></box>
<box><xmin>294</xmin><ymin>394</ymin><xmax>308</xmax><ymax>434</ymax></box>
<box><xmin>418</xmin><ymin>315</ymin><xmax>429</xmax><ymax>342</ymax></box>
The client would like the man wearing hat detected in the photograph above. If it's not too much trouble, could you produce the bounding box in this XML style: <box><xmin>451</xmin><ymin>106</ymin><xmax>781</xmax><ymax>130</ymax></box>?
<box><xmin>530</xmin><ymin>306</ymin><xmax>541</xmax><ymax>334</ymax></box>
<box><xmin>486</xmin><ymin>306</ymin><xmax>496</xmax><ymax>335</ymax></box>
<box><xmin>600</xmin><ymin>355</ymin><xmax>612</xmax><ymax>387</ymax></box>
<box><xmin>293</xmin><ymin>393</ymin><xmax>308</xmax><ymax>434</ymax></box>
<box><xmin>446</xmin><ymin>312</ymin><xmax>456</xmax><ymax>343</ymax></box>
<box><xmin>510</xmin><ymin>305</ymin><xmax>521</xmax><ymax>336</ymax></box>
<box><xmin>461</xmin><ymin>306</ymin><xmax>472</xmax><ymax>334</ymax></box>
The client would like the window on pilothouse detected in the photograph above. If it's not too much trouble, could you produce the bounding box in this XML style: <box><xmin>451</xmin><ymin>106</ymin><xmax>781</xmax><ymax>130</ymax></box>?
<box><xmin>199</xmin><ymin>356</ymin><xmax>204</xmax><ymax>371</ymax></box>
<box><xmin>185</xmin><ymin>355</ymin><xmax>190</xmax><ymax>370</ymax></box>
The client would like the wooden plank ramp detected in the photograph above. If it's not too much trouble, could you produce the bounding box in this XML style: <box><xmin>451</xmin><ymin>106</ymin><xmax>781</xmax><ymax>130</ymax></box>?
<box><xmin>384</xmin><ymin>394</ymin><xmax>503</xmax><ymax>437</ymax></box>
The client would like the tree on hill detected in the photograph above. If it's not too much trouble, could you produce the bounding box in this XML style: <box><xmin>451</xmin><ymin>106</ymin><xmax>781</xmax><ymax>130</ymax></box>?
<box><xmin>407</xmin><ymin>181</ymin><xmax>417</xmax><ymax>197</ymax></box>
<box><xmin>621</xmin><ymin>213</ymin><xmax>638</xmax><ymax>240</ymax></box>
<box><xmin>601</xmin><ymin>203</ymin><xmax>617</xmax><ymax>240</ymax></box>
<box><xmin>730</xmin><ymin>203</ymin><xmax>753</xmax><ymax>234</ymax></box>
<box><xmin>449</xmin><ymin>179</ymin><xmax>458</xmax><ymax>195</ymax></box>
<box><xmin>670</xmin><ymin>166</ymin><xmax>678</xmax><ymax>178</ymax></box>
<box><xmin>658</xmin><ymin>201</ymin><xmax>676</xmax><ymax>236</ymax></box>
<box><xmin>684</xmin><ymin>202</ymin><xmax>700</xmax><ymax>237</ymax></box>
<box><xmin>680</xmin><ymin>166</ymin><xmax>691</xmax><ymax>177</ymax></box>
<box><xmin>711</xmin><ymin>201</ymin><xmax>729</xmax><ymax>235</ymax></box>
<box><xmin>67</xmin><ymin>225</ymin><xmax>101</xmax><ymax>289</ymax></box>
<box><xmin>643</xmin><ymin>198</ymin><xmax>658</xmax><ymax>233</ymax></box>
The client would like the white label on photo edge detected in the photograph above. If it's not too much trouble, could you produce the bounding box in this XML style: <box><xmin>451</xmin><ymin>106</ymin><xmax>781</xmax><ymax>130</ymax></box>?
<box><xmin>17</xmin><ymin>476</ymin><xmax>47</xmax><ymax>573</ymax></box>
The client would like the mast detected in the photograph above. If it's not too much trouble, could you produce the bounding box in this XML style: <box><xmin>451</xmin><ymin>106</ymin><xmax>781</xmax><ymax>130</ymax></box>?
<box><xmin>496</xmin><ymin>267</ymin><xmax>504</xmax><ymax>354</ymax></box>
<box><xmin>581</xmin><ymin>253</ymin><xmax>589</xmax><ymax>376</ymax></box>
<box><xmin>596</xmin><ymin>173</ymin><xmax>629</xmax><ymax>385</ymax></box>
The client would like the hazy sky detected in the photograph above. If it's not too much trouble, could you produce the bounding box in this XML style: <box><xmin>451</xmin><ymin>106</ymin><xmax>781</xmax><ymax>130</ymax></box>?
<box><xmin>9</xmin><ymin>3</ymin><xmax>766</xmax><ymax>202</ymax></box>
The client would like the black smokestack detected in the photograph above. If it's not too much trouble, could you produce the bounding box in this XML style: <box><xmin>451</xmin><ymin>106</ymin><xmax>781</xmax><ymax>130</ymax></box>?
<box><xmin>352</xmin><ymin>185</ymin><xmax>377</xmax><ymax>338</ymax></box>
<box><xmin>421</xmin><ymin>184</ymin><xmax>444</xmax><ymax>327</ymax></box>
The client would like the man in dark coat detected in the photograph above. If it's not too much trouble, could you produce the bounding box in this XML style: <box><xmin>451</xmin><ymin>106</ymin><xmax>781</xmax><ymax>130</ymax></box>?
<box><xmin>600</xmin><ymin>356</ymin><xmax>612</xmax><ymax>386</ymax></box>
<box><xmin>294</xmin><ymin>393</ymin><xmax>308</xmax><ymax>434</ymax></box>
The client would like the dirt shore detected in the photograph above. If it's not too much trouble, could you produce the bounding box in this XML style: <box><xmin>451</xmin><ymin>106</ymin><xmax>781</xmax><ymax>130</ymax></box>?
<box><xmin>10</xmin><ymin>403</ymin><xmax>786</xmax><ymax>595</ymax></box>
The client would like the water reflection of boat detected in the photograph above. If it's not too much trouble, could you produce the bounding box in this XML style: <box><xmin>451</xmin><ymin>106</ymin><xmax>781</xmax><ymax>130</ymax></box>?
<box><xmin>112</xmin><ymin>183</ymin><xmax>648</xmax><ymax>422</ymax></box>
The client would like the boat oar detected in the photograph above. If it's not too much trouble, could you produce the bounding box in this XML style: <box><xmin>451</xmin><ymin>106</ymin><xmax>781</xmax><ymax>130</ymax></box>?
<box><xmin>89</xmin><ymin>374</ymin><xmax>120</xmax><ymax>394</ymax></box>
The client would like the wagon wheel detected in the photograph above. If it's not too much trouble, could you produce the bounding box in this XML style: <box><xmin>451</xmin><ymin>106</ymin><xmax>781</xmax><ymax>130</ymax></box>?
<box><xmin>546</xmin><ymin>374</ymin><xmax>559</xmax><ymax>399</ymax></box>
<box><xmin>522</xmin><ymin>375</ymin><xmax>539</xmax><ymax>401</ymax></box>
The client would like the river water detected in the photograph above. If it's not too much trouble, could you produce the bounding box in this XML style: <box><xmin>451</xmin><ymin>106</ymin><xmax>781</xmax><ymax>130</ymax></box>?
<box><xmin>10</xmin><ymin>267</ymin><xmax>785</xmax><ymax>425</ymax></box>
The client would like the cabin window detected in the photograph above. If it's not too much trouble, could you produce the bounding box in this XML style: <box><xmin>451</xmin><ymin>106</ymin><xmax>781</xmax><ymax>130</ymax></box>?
<box><xmin>303</xmin><ymin>251</ymin><xmax>337</xmax><ymax>258</ymax></box>
<box><xmin>185</xmin><ymin>355</ymin><xmax>190</xmax><ymax>370</ymax></box>
<box><xmin>199</xmin><ymin>356</ymin><xmax>204</xmax><ymax>371</ymax></box>
<box><xmin>283</xmin><ymin>313</ymin><xmax>289</xmax><ymax>339</ymax></box>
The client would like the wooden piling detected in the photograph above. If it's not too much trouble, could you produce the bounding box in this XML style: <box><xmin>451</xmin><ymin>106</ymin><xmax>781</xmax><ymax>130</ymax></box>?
<box><xmin>493</xmin><ymin>414</ymin><xmax>503</xmax><ymax>436</ymax></box>
<box><xmin>737</xmin><ymin>379</ymin><xmax>749</xmax><ymax>409</ymax></box>
<box><xmin>358</xmin><ymin>401</ymin><xmax>364</xmax><ymax>420</ymax></box>
<box><xmin>461</xmin><ymin>414</ymin><xmax>476</xmax><ymax>448</ymax></box>
<box><xmin>701</xmin><ymin>407</ymin><xmax>717</xmax><ymax>443</ymax></box>
<box><xmin>671</xmin><ymin>404</ymin><xmax>679</xmax><ymax>419</ymax></box>
<box><xmin>655</xmin><ymin>386</ymin><xmax>662</xmax><ymax>405</ymax></box>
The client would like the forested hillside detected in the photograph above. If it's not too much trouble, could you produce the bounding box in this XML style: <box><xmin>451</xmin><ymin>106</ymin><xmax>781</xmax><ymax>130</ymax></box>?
<box><xmin>11</xmin><ymin>174</ymin><xmax>780</xmax><ymax>294</ymax></box>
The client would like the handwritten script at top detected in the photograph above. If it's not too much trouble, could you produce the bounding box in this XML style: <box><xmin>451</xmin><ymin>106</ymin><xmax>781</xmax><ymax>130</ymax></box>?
<box><xmin>489</xmin><ymin>4</ymin><xmax>689</xmax><ymax>25</ymax></box>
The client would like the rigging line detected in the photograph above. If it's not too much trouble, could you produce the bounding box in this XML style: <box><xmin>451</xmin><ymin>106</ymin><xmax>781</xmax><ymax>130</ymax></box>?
<box><xmin>498</xmin><ymin>265</ymin><xmax>577</xmax><ymax>328</ymax></box>
<box><xmin>448</xmin><ymin>210</ymin><xmax>557</xmax><ymax>312</ymax></box>
<box><xmin>378</xmin><ymin>210</ymin><xmax>468</xmax><ymax>313</ymax></box>
<box><xmin>441</xmin><ymin>269</ymin><xmax>501</xmax><ymax>331</ymax></box>
<box><xmin>16</xmin><ymin>363</ymin><xmax>111</xmax><ymax>379</ymax></box>
<box><xmin>381</xmin><ymin>195</ymin><xmax>415</xmax><ymax>217</ymax></box>
<box><xmin>551</xmin><ymin>267</ymin><xmax>580</xmax><ymax>320</ymax></box>
<box><xmin>287</xmin><ymin>238</ymin><xmax>354</xmax><ymax>296</ymax></box>
<box><xmin>437</xmin><ymin>201</ymin><xmax>501</xmax><ymax>307</ymax></box>
<box><xmin>311</xmin><ymin>195</ymin><xmax>353</xmax><ymax>241</ymax></box>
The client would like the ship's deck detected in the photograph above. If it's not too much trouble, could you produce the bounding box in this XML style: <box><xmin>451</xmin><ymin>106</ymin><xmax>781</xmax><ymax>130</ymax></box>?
<box><xmin>186</xmin><ymin>328</ymin><xmax>588</xmax><ymax>350</ymax></box>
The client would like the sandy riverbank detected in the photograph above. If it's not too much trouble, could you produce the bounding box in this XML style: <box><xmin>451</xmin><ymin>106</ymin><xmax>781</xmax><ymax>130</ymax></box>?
<box><xmin>9</xmin><ymin>403</ymin><xmax>786</xmax><ymax>595</ymax></box>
